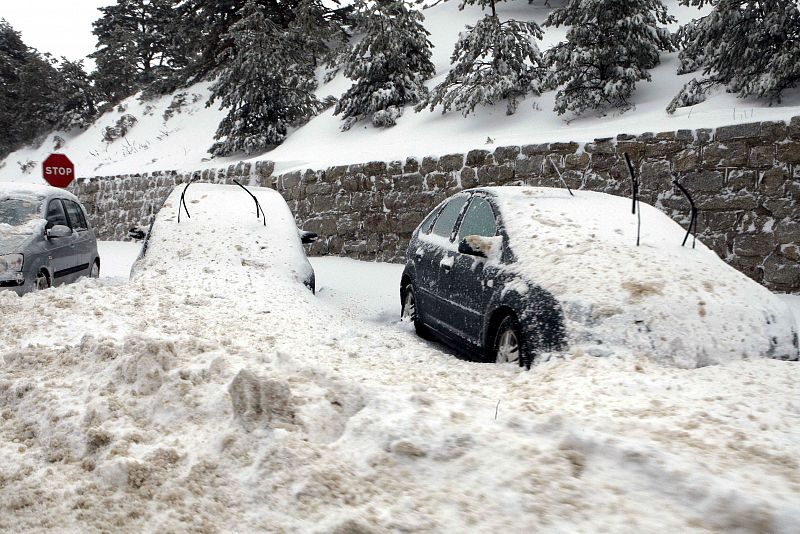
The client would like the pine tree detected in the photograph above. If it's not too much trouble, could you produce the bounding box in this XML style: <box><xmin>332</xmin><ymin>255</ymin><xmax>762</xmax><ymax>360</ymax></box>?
<box><xmin>91</xmin><ymin>0</ymin><xmax>187</xmax><ymax>102</ymax></box>
<box><xmin>0</xmin><ymin>19</ymin><xmax>30</xmax><ymax>157</ymax></box>
<box><xmin>544</xmin><ymin>0</ymin><xmax>675</xmax><ymax>115</ymax></box>
<box><xmin>207</xmin><ymin>1</ymin><xmax>320</xmax><ymax>156</ymax></box>
<box><xmin>57</xmin><ymin>59</ymin><xmax>98</xmax><ymax>130</ymax></box>
<box><xmin>335</xmin><ymin>0</ymin><xmax>434</xmax><ymax>130</ymax></box>
<box><xmin>671</xmin><ymin>0</ymin><xmax>800</xmax><ymax>110</ymax></box>
<box><xmin>421</xmin><ymin>0</ymin><xmax>545</xmax><ymax>116</ymax></box>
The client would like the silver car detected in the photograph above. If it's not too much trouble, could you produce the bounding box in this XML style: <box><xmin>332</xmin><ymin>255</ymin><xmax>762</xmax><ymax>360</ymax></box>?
<box><xmin>0</xmin><ymin>183</ymin><xmax>100</xmax><ymax>295</ymax></box>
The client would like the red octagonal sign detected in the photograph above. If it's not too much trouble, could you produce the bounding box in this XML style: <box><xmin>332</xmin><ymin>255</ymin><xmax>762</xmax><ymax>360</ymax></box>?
<box><xmin>42</xmin><ymin>153</ymin><xmax>75</xmax><ymax>188</ymax></box>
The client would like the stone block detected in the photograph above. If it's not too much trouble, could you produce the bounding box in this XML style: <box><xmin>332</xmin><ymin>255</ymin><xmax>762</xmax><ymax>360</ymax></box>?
<box><xmin>761</xmin><ymin>254</ymin><xmax>800</xmax><ymax>286</ymax></box>
<box><xmin>477</xmin><ymin>165</ymin><xmax>500</xmax><ymax>185</ymax></box>
<box><xmin>304</xmin><ymin>216</ymin><xmax>337</xmax><ymax>236</ymax></box>
<box><xmin>760</xmin><ymin>121</ymin><xmax>788</xmax><ymax>143</ymax></box>
<box><xmin>777</xmin><ymin>142</ymin><xmax>800</xmax><ymax>164</ymax></box>
<box><xmin>420</xmin><ymin>156</ymin><xmax>438</xmax><ymax>175</ymax></box>
<box><xmin>393</xmin><ymin>172</ymin><xmax>424</xmax><ymax>192</ymax></box>
<box><xmin>426</xmin><ymin>172</ymin><xmax>448</xmax><ymax>190</ymax></box>
<box><xmin>781</xmin><ymin>244</ymin><xmax>800</xmax><ymax>262</ymax></box>
<box><xmin>762</xmin><ymin>198</ymin><xmax>795</xmax><ymax>219</ymax></box>
<box><xmin>311</xmin><ymin>194</ymin><xmax>335</xmax><ymax>213</ymax></box>
<box><xmin>549</xmin><ymin>142</ymin><xmax>579</xmax><ymax>154</ymax></box>
<box><xmin>497</xmin><ymin>164</ymin><xmax>516</xmax><ymax>184</ymax></box>
<box><xmin>616</xmin><ymin>141</ymin><xmax>645</xmax><ymax>161</ymax></box>
<box><xmin>466</xmin><ymin>149</ymin><xmax>491</xmax><ymax>166</ymax></box>
<box><xmin>460</xmin><ymin>167</ymin><xmax>478</xmax><ymax>189</ymax></box>
<box><xmin>364</xmin><ymin>161</ymin><xmax>387</xmax><ymax>176</ymax></box>
<box><xmin>494</xmin><ymin>146</ymin><xmax>520</xmax><ymax>164</ymax></box>
<box><xmin>640</xmin><ymin>160</ymin><xmax>672</xmax><ymax>193</ymax></box>
<box><xmin>696</xmin><ymin>192</ymin><xmax>758</xmax><ymax>211</ymax></box>
<box><xmin>775</xmin><ymin>220</ymin><xmax>800</xmax><ymax>243</ymax></box>
<box><xmin>674</xmin><ymin>149</ymin><xmax>699</xmax><ymax>172</ymax></box>
<box><xmin>734</xmin><ymin>235</ymin><xmax>776</xmax><ymax>257</ymax></box>
<box><xmin>727</xmin><ymin>169</ymin><xmax>757</xmax><ymax>191</ymax></box>
<box><xmin>521</xmin><ymin>143</ymin><xmax>550</xmax><ymax>156</ymax></box>
<box><xmin>404</xmin><ymin>157</ymin><xmax>419</xmax><ymax>173</ymax></box>
<box><xmin>749</xmin><ymin>145</ymin><xmax>775</xmax><ymax>168</ymax></box>
<box><xmin>438</xmin><ymin>153</ymin><xmax>465</xmax><ymax>172</ymax></box>
<box><xmin>788</xmin><ymin>116</ymin><xmax>800</xmax><ymax>139</ymax></box>
<box><xmin>388</xmin><ymin>160</ymin><xmax>403</xmax><ymax>176</ymax></box>
<box><xmin>702</xmin><ymin>141</ymin><xmax>748</xmax><ymax>168</ymax></box>
<box><xmin>281</xmin><ymin>171</ymin><xmax>301</xmax><ymax>189</ymax></box>
<box><xmin>585</xmin><ymin>141</ymin><xmax>615</xmax><ymax>155</ymax></box>
<box><xmin>676</xmin><ymin>129</ymin><xmax>694</xmax><ymax>142</ymax></box>
<box><xmin>716</xmin><ymin>122</ymin><xmax>761</xmax><ymax>142</ymax></box>
<box><xmin>696</xmin><ymin>128</ymin><xmax>713</xmax><ymax>144</ymax></box>
<box><xmin>645</xmin><ymin>141</ymin><xmax>686</xmax><ymax>158</ymax></box>
<box><xmin>565</xmin><ymin>152</ymin><xmax>590</xmax><ymax>170</ymax></box>
<box><xmin>759</xmin><ymin>167</ymin><xmax>789</xmax><ymax>195</ymax></box>
<box><xmin>325</xmin><ymin>165</ymin><xmax>348</xmax><ymax>182</ymax></box>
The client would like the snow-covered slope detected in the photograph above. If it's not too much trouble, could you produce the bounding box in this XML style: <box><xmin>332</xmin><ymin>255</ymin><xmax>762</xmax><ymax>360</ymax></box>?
<box><xmin>2</xmin><ymin>0</ymin><xmax>800</xmax><ymax>182</ymax></box>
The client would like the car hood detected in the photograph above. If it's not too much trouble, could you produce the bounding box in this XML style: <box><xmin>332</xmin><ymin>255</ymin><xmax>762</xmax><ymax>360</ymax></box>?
<box><xmin>491</xmin><ymin>187</ymin><xmax>799</xmax><ymax>367</ymax></box>
<box><xmin>0</xmin><ymin>222</ymin><xmax>43</xmax><ymax>254</ymax></box>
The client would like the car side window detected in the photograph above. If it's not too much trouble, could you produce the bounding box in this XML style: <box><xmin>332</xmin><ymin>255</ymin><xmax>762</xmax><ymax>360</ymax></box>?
<box><xmin>431</xmin><ymin>196</ymin><xmax>468</xmax><ymax>239</ymax></box>
<box><xmin>64</xmin><ymin>200</ymin><xmax>88</xmax><ymax>231</ymax></box>
<box><xmin>45</xmin><ymin>199</ymin><xmax>68</xmax><ymax>229</ymax></box>
<box><xmin>419</xmin><ymin>205</ymin><xmax>443</xmax><ymax>235</ymax></box>
<box><xmin>457</xmin><ymin>196</ymin><xmax>497</xmax><ymax>241</ymax></box>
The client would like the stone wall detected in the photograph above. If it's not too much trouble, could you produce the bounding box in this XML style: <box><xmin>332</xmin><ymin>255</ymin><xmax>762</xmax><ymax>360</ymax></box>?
<box><xmin>70</xmin><ymin>117</ymin><xmax>800</xmax><ymax>293</ymax></box>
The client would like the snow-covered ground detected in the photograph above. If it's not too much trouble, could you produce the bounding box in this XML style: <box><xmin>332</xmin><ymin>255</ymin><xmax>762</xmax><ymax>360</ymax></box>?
<box><xmin>3</xmin><ymin>0</ymin><xmax>799</xmax><ymax>181</ymax></box>
<box><xmin>2</xmin><ymin>235</ymin><xmax>799</xmax><ymax>532</ymax></box>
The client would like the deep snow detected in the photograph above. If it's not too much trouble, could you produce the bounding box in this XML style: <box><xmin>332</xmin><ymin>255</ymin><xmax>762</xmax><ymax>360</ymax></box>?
<box><xmin>2</xmin><ymin>0</ymin><xmax>800</xmax><ymax>181</ymax></box>
<box><xmin>2</xmin><ymin>228</ymin><xmax>799</xmax><ymax>532</ymax></box>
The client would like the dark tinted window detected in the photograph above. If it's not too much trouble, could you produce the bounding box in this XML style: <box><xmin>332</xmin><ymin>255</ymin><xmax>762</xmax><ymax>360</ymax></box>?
<box><xmin>458</xmin><ymin>196</ymin><xmax>497</xmax><ymax>241</ymax></box>
<box><xmin>431</xmin><ymin>196</ymin><xmax>468</xmax><ymax>239</ymax></box>
<box><xmin>45</xmin><ymin>200</ymin><xmax>68</xmax><ymax>229</ymax></box>
<box><xmin>64</xmin><ymin>200</ymin><xmax>88</xmax><ymax>230</ymax></box>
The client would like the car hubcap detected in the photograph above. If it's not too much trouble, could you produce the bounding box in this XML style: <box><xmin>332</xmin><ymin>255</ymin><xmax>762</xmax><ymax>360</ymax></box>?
<box><xmin>402</xmin><ymin>291</ymin><xmax>416</xmax><ymax>322</ymax></box>
<box><xmin>496</xmin><ymin>327</ymin><xmax>519</xmax><ymax>364</ymax></box>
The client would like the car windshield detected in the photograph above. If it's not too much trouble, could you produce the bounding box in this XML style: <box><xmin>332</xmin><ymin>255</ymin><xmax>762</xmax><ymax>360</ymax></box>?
<box><xmin>0</xmin><ymin>197</ymin><xmax>43</xmax><ymax>234</ymax></box>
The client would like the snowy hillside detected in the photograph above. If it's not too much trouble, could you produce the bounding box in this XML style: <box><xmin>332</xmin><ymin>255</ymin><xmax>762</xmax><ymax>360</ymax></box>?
<box><xmin>2</xmin><ymin>0</ymin><xmax>800</xmax><ymax>182</ymax></box>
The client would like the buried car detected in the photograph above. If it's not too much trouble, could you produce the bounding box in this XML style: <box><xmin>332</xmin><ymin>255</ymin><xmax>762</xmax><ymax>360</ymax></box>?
<box><xmin>1</xmin><ymin>183</ymin><xmax>100</xmax><ymax>295</ymax></box>
<box><xmin>131</xmin><ymin>182</ymin><xmax>317</xmax><ymax>292</ymax></box>
<box><xmin>401</xmin><ymin>186</ymin><xmax>799</xmax><ymax>368</ymax></box>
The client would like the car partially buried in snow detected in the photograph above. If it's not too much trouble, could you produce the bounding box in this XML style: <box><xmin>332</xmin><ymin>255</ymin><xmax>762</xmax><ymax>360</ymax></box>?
<box><xmin>1</xmin><ymin>183</ymin><xmax>100</xmax><ymax>295</ymax></box>
<box><xmin>401</xmin><ymin>186</ymin><xmax>799</xmax><ymax>368</ymax></box>
<box><xmin>131</xmin><ymin>181</ymin><xmax>317</xmax><ymax>292</ymax></box>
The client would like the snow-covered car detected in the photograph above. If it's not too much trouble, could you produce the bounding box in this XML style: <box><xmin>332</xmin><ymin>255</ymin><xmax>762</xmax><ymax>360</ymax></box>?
<box><xmin>401</xmin><ymin>186</ymin><xmax>799</xmax><ymax>368</ymax></box>
<box><xmin>131</xmin><ymin>182</ymin><xmax>317</xmax><ymax>292</ymax></box>
<box><xmin>0</xmin><ymin>183</ymin><xmax>100</xmax><ymax>295</ymax></box>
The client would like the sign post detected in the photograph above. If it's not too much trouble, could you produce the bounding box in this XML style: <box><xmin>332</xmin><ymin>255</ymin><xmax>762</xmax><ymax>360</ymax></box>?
<box><xmin>42</xmin><ymin>153</ymin><xmax>75</xmax><ymax>188</ymax></box>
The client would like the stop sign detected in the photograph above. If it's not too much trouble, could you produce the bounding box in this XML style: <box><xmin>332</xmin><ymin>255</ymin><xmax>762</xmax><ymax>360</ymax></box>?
<box><xmin>42</xmin><ymin>153</ymin><xmax>75</xmax><ymax>188</ymax></box>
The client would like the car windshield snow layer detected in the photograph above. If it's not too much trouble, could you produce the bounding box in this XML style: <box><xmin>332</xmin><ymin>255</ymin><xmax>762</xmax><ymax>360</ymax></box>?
<box><xmin>0</xmin><ymin>198</ymin><xmax>42</xmax><ymax>232</ymax></box>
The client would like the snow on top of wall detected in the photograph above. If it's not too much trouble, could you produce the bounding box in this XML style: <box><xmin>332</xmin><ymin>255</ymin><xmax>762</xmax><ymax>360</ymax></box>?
<box><xmin>2</xmin><ymin>0</ymin><xmax>799</xmax><ymax>183</ymax></box>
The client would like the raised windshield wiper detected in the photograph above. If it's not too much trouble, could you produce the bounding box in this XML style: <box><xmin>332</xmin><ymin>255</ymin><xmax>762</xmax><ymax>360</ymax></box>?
<box><xmin>623</xmin><ymin>152</ymin><xmax>641</xmax><ymax>247</ymax></box>
<box><xmin>232</xmin><ymin>179</ymin><xmax>266</xmax><ymax>226</ymax></box>
<box><xmin>177</xmin><ymin>177</ymin><xmax>198</xmax><ymax>223</ymax></box>
<box><xmin>672</xmin><ymin>180</ymin><xmax>698</xmax><ymax>248</ymax></box>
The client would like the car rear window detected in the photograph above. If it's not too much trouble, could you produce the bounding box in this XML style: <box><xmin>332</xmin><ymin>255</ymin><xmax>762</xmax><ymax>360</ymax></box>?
<box><xmin>431</xmin><ymin>196</ymin><xmax>468</xmax><ymax>239</ymax></box>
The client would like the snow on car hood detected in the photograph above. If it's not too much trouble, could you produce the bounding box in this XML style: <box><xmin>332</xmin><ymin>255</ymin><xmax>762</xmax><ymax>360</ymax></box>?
<box><xmin>490</xmin><ymin>186</ymin><xmax>798</xmax><ymax>367</ymax></box>
<box><xmin>133</xmin><ymin>183</ymin><xmax>313</xmax><ymax>289</ymax></box>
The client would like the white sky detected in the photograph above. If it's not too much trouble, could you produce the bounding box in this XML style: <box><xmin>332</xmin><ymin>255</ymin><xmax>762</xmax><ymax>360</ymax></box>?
<box><xmin>0</xmin><ymin>1</ymin><xmax>114</xmax><ymax>69</ymax></box>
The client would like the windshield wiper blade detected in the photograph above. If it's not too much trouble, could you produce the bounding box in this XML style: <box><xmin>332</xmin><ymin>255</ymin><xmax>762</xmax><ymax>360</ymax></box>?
<box><xmin>672</xmin><ymin>180</ymin><xmax>698</xmax><ymax>248</ymax></box>
<box><xmin>232</xmin><ymin>179</ymin><xmax>266</xmax><ymax>226</ymax></box>
<box><xmin>177</xmin><ymin>177</ymin><xmax>198</xmax><ymax>223</ymax></box>
<box><xmin>623</xmin><ymin>152</ymin><xmax>641</xmax><ymax>247</ymax></box>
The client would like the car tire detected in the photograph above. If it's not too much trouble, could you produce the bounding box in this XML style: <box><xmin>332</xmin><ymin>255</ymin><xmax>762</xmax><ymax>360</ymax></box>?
<box><xmin>401</xmin><ymin>284</ymin><xmax>431</xmax><ymax>339</ymax></box>
<box><xmin>492</xmin><ymin>314</ymin><xmax>529</xmax><ymax>368</ymax></box>
<box><xmin>34</xmin><ymin>270</ymin><xmax>51</xmax><ymax>291</ymax></box>
<box><xmin>90</xmin><ymin>261</ymin><xmax>100</xmax><ymax>278</ymax></box>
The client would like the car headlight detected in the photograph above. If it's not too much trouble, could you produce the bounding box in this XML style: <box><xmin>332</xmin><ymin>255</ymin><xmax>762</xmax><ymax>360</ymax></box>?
<box><xmin>0</xmin><ymin>254</ymin><xmax>23</xmax><ymax>274</ymax></box>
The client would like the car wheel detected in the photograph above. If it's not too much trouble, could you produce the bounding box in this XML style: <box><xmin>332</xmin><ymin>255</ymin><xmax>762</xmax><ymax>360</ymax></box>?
<box><xmin>90</xmin><ymin>261</ymin><xmax>100</xmax><ymax>278</ymax></box>
<box><xmin>493</xmin><ymin>314</ymin><xmax>527</xmax><ymax>368</ymax></box>
<box><xmin>401</xmin><ymin>284</ymin><xmax>430</xmax><ymax>339</ymax></box>
<box><xmin>34</xmin><ymin>271</ymin><xmax>51</xmax><ymax>291</ymax></box>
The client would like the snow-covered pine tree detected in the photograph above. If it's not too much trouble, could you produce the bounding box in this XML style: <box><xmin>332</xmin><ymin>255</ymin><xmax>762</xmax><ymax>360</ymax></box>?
<box><xmin>0</xmin><ymin>19</ymin><xmax>30</xmax><ymax>157</ymax></box>
<box><xmin>421</xmin><ymin>0</ymin><xmax>545</xmax><ymax>116</ymax></box>
<box><xmin>57</xmin><ymin>60</ymin><xmax>98</xmax><ymax>130</ymax></box>
<box><xmin>544</xmin><ymin>0</ymin><xmax>675</xmax><ymax>115</ymax></box>
<box><xmin>91</xmin><ymin>0</ymin><xmax>186</xmax><ymax>102</ymax></box>
<box><xmin>671</xmin><ymin>0</ymin><xmax>800</xmax><ymax>110</ymax></box>
<box><xmin>335</xmin><ymin>0</ymin><xmax>434</xmax><ymax>130</ymax></box>
<box><xmin>207</xmin><ymin>0</ymin><xmax>320</xmax><ymax>156</ymax></box>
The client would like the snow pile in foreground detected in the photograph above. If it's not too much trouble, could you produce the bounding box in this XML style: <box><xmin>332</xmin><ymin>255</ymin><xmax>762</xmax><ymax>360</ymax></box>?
<box><xmin>1</xmin><ymin>238</ymin><xmax>799</xmax><ymax>530</ymax></box>
<box><xmin>493</xmin><ymin>187</ymin><xmax>799</xmax><ymax>367</ymax></box>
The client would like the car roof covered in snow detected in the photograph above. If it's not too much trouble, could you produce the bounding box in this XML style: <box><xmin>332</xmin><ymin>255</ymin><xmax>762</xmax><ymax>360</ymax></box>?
<box><xmin>133</xmin><ymin>182</ymin><xmax>313</xmax><ymax>287</ymax></box>
<box><xmin>0</xmin><ymin>182</ymin><xmax>80</xmax><ymax>203</ymax></box>
<box><xmin>473</xmin><ymin>186</ymin><xmax>797</xmax><ymax>366</ymax></box>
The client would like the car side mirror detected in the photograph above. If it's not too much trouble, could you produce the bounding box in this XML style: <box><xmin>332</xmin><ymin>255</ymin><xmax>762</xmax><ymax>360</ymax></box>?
<box><xmin>128</xmin><ymin>227</ymin><xmax>146</xmax><ymax>241</ymax></box>
<box><xmin>458</xmin><ymin>236</ymin><xmax>497</xmax><ymax>258</ymax></box>
<box><xmin>300</xmin><ymin>230</ymin><xmax>318</xmax><ymax>244</ymax></box>
<box><xmin>46</xmin><ymin>224</ymin><xmax>72</xmax><ymax>239</ymax></box>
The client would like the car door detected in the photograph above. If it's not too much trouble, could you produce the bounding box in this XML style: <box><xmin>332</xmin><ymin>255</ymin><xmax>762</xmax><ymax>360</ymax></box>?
<box><xmin>438</xmin><ymin>195</ymin><xmax>501</xmax><ymax>346</ymax></box>
<box><xmin>43</xmin><ymin>198</ymin><xmax>81</xmax><ymax>285</ymax></box>
<box><xmin>63</xmin><ymin>199</ymin><xmax>92</xmax><ymax>276</ymax></box>
<box><xmin>416</xmin><ymin>194</ymin><xmax>470</xmax><ymax>332</ymax></box>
